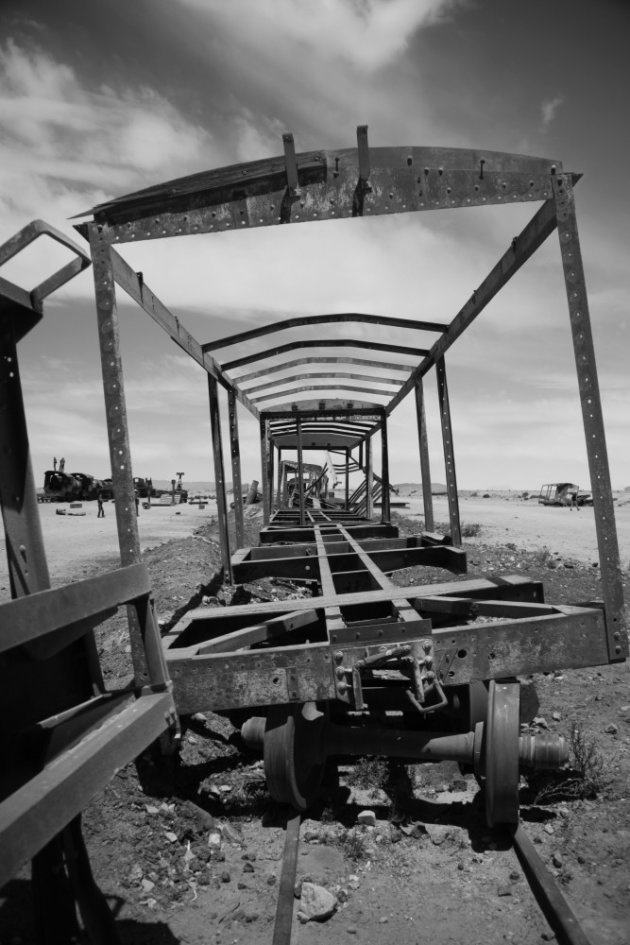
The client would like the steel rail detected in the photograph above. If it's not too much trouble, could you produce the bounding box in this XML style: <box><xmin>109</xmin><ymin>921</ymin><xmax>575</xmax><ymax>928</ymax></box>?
<box><xmin>514</xmin><ymin>824</ymin><xmax>593</xmax><ymax>945</ymax></box>
<box><xmin>272</xmin><ymin>809</ymin><xmax>301</xmax><ymax>945</ymax></box>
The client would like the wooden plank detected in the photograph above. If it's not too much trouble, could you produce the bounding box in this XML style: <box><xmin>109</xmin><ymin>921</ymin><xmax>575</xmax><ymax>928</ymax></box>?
<box><xmin>0</xmin><ymin>564</ymin><xmax>150</xmax><ymax>654</ymax></box>
<box><xmin>0</xmin><ymin>693</ymin><xmax>172</xmax><ymax>889</ymax></box>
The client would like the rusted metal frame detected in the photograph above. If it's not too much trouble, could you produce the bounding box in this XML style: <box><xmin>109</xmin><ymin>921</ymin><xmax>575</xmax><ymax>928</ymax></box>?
<box><xmin>552</xmin><ymin>175</ymin><xmax>627</xmax><ymax>657</ymax></box>
<box><xmin>165</xmin><ymin>574</ymin><xmax>542</xmax><ymax>645</ymax></box>
<box><xmin>312</xmin><ymin>524</ymin><xmax>345</xmax><ymax>637</ymax></box>
<box><xmin>0</xmin><ymin>313</ymin><xmax>50</xmax><ymax>600</ymax></box>
<box><xmin>260</xmin><ymin>417</ymin><xmax>271</xmax><ymax>525</ymax></box>
<box><xmin>276</xmin><ymin>447</ymin><xmax>283</xmax><ymax>508</ymax></box>
<box><xmin>267</xmin><ymin>425</ymin><xmax>276</xmax><ymax>518</ymax></box>
<box><xmin>258</xmin><ymin>523</ymin><xmax>398</xmax><ymax>543</ymax></box>
<box><xmin>207</xmin><ymin>375</ymin><xmax>232</xmax><ymax>582</ymax></box>
<box><xmin>165</xmin><ymin>607</ymin><xmax>606</xmax><ymax>713</ymax></box>
<box><xmin>197</xmin><ymin>609</ymin><xmax>320</xmax><ymax>655</ymax></box>
<box><xmin>265</xmin><ymin>405</ymin><xmax>384</xmax><ymax>421</ymax></box>
<box><xmin>0</xmin><ymin>691</ymin><xmax>172</xmax><ymax>891</ymax></box>
<box><xmin>91</xmin><ymin>146</ymin><xmax>562</xmax><ymax>243</ymax></box>
<box><xmin>0</xmin><ymin>563</ymin><xmax>149</xmax><ymax>654</ymax></box>
<box><xmin>344</xmin><ymin>448</ymin><xmax>351</xmax><ymax>509</ymax></box>
<box><xmin>0</xmin><ymin>219</ymin><xmax>91</xmax><ymax>310</ymax></box>
<box><xmin>335</xmin><ymin>523</ymin><xmax>423</xmax><ymax>623</ymax></box>
<box><xmin>415</xmin><ymin>378</ymin><xmax>434</xmax><ymax>531</ymax></box>
<box><xmin>386</xmin><ymin>198</ymin><xmax>560</xmax><ymax>414</ymax></box>
<box><xmin>246</xmin><ymin>372</ymin><xmax>402</xmax><ymax>397</ymax></box>
<box><xmin>436</xmin><ymin>357</ymin><xmax>461</xmax><ymax>546</ymax></box>
<box><xmin>295</xmin><ymin>416</ymin><xmax>306</xmax><ymax>528</ymax></box>
<box><xmin>231</xmin><ymin>542</ymin><xmax>466</xmax><ymax>584</ymax></box>
<box><xmin>104</xmin><ymin>245</ymin><xmax>260</xmax><ymax>419</ymax></box>
<box><xmin>221</xmin><ymin>338</ymin><xmax>430</xmax><ymax>373</ymax></box>
<box><xmin>203</xmin><ymin>312</ymin><xmax>447</xmax><ymax>351</ymax></box>
<box><xmin>365</xmin><ymin>434</ymin><xmax>374</xmax><ymax>519</ymax></box>
<box><xmin>227</xmin><ymin>390</ymin><xmax>244</xmax><ymax>548</ymax></box>
<box><xmin>252</xmin><ymin>383</ymin><xmax>396</xmax><ymax>405</ymax></box>
<box><xmin>234</xmin><ymin>355</ymin><xmax>415</xmax><ymax>384</ymax></box>
<box><xmin>380</xmin><ymin>414</ymin><xmax>391</xmax><ymax>524</ymax></box>
<box><xmin>89</xmin><ymin>227</ymin><xmax>154</xmax><ymax>686</ymax></box>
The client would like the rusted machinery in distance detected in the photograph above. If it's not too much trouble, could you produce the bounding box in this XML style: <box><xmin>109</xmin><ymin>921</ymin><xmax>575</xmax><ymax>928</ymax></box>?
<box><xmin>1</xmin><ymin>130</ymin><xmax>628</xmax><ymax>941</ymax></box>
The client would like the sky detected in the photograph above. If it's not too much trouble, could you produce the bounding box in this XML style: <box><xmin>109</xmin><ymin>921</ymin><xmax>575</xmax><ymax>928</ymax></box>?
<box><xmin>0</xmin><ymin>0</ymin><xmax>628</xmax><ymax>491</ymax></box>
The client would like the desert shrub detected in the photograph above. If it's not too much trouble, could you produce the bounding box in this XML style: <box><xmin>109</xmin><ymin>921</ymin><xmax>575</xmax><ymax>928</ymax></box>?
<box><xmin>461</xmin><ymin>522</ymin><xmax>482</xmax><ymax>538</ymax></box>
<box><xmin>530</xmin><ymin>721</ymin><xmax>607</xmax><ymax>804</ymax></box>
<box><xmin>345</xmin><ymin>756</ymin><xmax>389</xmax><ymax>795</ymax></box>
<box><xmin>338</xmin><ymin>828</ymin><xmax>370</xmax><ymax>862</ymax></box>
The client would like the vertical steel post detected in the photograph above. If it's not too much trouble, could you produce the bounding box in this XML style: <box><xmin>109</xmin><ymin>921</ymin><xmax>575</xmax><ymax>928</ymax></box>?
<box><xmin>365</xmin><ymin>435</ymin><xmax>374</xmax><ymax>520</ymax></box>
<box><xmin>227</xmin><ymin>390</ymin><xmax>244</xmax><ymax>549</ymax></box>
<box><xmin>276</xmin><ymin>447</ymin><xmax>283</xmax><ymax>507</ymax></box>
<box><xmin>436</xmin><ymin>357</ymin><xmax>461</xmax><ymax>546</ymax></box>
<box><xmin>296</xmin><ymin>417</ymin><xmax>305</xmax><ymax>527</ymax></box>
<box><xmin>208</xmin><ymin>375</ymin><xmax>232</xmax><ymax>583</ymax></box>
<box><xmin>89</xmin><ymin>226</ymin><xmax>149</xmax><ymax>682</ymax></box>
<box><xmin>415</xmin><ymin>378</ymin><xmax>434</xmax><ymax>531</ymax></box>
<box><xmin>345</xmin><ymin>448</ymin><xmax>350</xmax><ymax>509</ymax></box>
<box><xmin>380</xmin><ymin>416</ymin><xmax>391</xmax><ymax>524</ymax></box>
<box><xmin>267</xmin><ymin>434</ymin><xmax>275</xmax><ymax>517</ymax></box>
<box><xmin>260</xmin><ymin>418</ymin><xmax>270</xmax><ymax>525</ymax></box>
<box><xmin>553</xmin><ymin>175</ymin><xmax>627</xmax><ymax>656</ymax></box>
<box><xmin>0</xmin><ymin>322</ymin><xmax>50</xmax><ymax>597</ymax></box>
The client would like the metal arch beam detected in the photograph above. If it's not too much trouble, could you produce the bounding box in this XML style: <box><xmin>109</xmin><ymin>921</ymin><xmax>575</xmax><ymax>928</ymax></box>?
<box><xmin>251</xmin><ymin>383</ymin><xmax>397</xmax><ymax>405</ymax></box>
<box><xmin>202</xmin><ymin>312</ymin><xmax>447</xmax><ymax>351</ymax></box>
<box><xmin>222</xmin><ymin>339</ymin><xmax>429</xmax><ymax>372</ymax></box>
<box><xmin>233</xmin><ymin>357</ymin><xmax>415</xmax><ymax>384</ymax></box>
<box><xmin>83</xmin><ymin>143</ymin><xmax>566</xmax><ymax>244</ymax></box>
<box><xmin>244</xmin><ymin>372</ymin><xmax>403</xmax><ymax>396</ymax></box>
<box><xmin>263</xmin><ymin>399</ymin><xmax>383</xmax><ymax>415</ymax></box>
<box><xmin>385</xmin><ymin>197</ymin><xmax>559</xmax><ymax>414</ymax></box>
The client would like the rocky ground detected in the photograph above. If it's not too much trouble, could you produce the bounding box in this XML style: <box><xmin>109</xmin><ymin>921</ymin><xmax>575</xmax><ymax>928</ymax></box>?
<box><xmin>1</xmin><ymin>510</ymin><xmax>629</xmax><ymax>945</ymax></box>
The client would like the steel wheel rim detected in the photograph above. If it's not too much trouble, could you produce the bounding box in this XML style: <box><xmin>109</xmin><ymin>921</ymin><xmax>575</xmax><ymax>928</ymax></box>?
<box><xmin>264</xmin><ymin>703</ymin><xmax>326</xmax><ymax>811</ymax></box>
<box><xmin>484</xmin><ymin>680</ymin><xmax>520</xmax><ymax>827</ymax></box>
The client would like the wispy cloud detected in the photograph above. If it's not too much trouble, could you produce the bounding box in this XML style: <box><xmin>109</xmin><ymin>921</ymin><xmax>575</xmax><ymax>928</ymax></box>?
<box><xmin>179</xmin><ymin>0</ymin><xmax>461</xmax><ymax>73</ymax></box>
<box><xmin>540</xmin><ymin>94</ymin><xmax>564</xmax><ymax>131</ymax></box>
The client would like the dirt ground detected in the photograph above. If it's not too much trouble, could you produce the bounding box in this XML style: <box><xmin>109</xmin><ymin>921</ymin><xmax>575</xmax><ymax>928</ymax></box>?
<box><xmin>1</xmin><ymin>499</ymin><xmax>629</xmax><ymax>945</ymax></box>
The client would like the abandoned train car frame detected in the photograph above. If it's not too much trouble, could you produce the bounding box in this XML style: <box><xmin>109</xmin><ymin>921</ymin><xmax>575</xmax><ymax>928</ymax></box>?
<box><xmin>1</xmin><ymin>128</ymin><xmax>627</xmax><ymax>918</ymax></box>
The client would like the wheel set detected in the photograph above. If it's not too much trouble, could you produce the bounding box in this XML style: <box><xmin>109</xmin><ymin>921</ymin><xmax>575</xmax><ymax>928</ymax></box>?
<box><xmin>256</xmin><ymin>680</ymin><xmax>525</xmax><ymax>826</ymax></box>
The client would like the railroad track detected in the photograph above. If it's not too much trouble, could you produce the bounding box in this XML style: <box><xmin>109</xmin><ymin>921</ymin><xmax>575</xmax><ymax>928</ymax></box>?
<box><xmin>269</xmin><ymin>806</ymin><xmax>593</xmax><ymax>945</ymax></box>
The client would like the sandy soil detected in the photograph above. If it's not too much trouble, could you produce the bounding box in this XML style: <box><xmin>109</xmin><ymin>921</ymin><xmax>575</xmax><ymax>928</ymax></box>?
<box><xmin>404</xmin><ymin>493</ymin><xmax>630</xmax><ymax>567</ymax></box>
<box><xmin>0</xmin><ymin>499</ymin><xmax>219</xmax><ymax>602</ymax></box>
<box><xmin>1</xmin><ymin>498</ymin><xmax>629</xmax><ymax>945</ymax></box>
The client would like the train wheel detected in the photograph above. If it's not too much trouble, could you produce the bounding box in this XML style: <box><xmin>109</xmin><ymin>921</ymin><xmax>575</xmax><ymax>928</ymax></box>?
<box><xmin>483</xmin><ymin>680</ymin><xmax>520</xmax><ymax>827</ymax></box>
<box><xmin>263</xmin><ymin>702</ymin><xmax>326</xmax><ymax>811</ymax></box>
